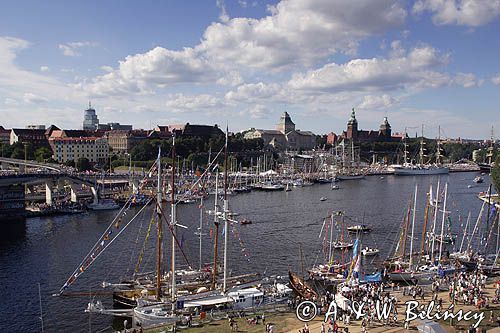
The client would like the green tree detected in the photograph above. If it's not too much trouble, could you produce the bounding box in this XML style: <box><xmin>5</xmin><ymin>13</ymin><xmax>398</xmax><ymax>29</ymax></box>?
<box><xmin>491</xmin><ymin>156</ymin><xmax>500</xmax><ymax>193</ymax></box>
<box><xmin>76</xmin><ymin>157</ymin><xmax>92</xmax><ymax>171</ymax></box>
<box><xmin>35</xmin><ymin>147</ymin><xmax>53</xmax><ymax>162</ymax></box>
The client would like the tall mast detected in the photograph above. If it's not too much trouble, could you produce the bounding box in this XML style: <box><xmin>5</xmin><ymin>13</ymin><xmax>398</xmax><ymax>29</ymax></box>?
<box><xmin>223</xmin><ymin>126</ymin><xmax>229</xmax><ymax>293</ymax></box>
<box><xmin>420</xmin><ymin>185</ymin><xmax>431</xmax><ymax>257</ymax></box>
<box><xmin>459</xmin><ymin>212</ymin><xmax>471</xmax><ymax>253</ymax></box>
<box><xmin>419</xmin><ymin>124</ymin><xmax>425</xmax><ymax>165</ymax></box>
<box><xmin>430</xmin><ymin>180</ymin><xmax>440</xmax><ymax>263</ymax></box>
<box><xmin>156</xmin><ymin>147</ymin><xmax>162</xmax><ymax>300</ymax></box>
<box><xmin>438</xmin><ymin>182</ymin><xmax>448</xmax><ymax>264</ymax></box>
<box><xmin>403</xmin><ymin>127</ymin><xmax>408</xmax><ymax>165</ymax></box>
<box><xmin>199</xmin><ymin>197</ymin><xmax>204</xmax><ymax>271</ymax></box>
<box><xmin>211</xmin><ymin>165</ymin><xmax>220</xmax><ymax>289</ymax></box>
<box><xmin>171</xmin><ymin>135</ymin><xmax>176</xmax><ymax>311</ymax></box>
<box><xmin>436</xmin><ymin>125</ymin><xmax>442</xmax><ymax>165</ymax></box>
<box><xmin>409</xmin><ymin>184</ymin><xmax>418</xmax><ymax>269</ymax></box>
<box><xmin>328</xmin><ymin>213</ymin><xmax>334</xmax><ymax>264</ymax></box>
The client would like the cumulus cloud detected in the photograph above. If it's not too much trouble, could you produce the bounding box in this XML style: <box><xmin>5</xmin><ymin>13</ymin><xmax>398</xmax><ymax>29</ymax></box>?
<box><xmin>288</xmin><ymin>45</ymin><xmax>451</xmax><ymax>92</ymax></box>
<box><xmin>81</xmin><ymin>47</ymin><xmax>218</xmax><ymax>97</ymax></box>
<box><xmin>58</xmin><ymin>41</ymin><xmax>98</xmax><ymax>56</ymax></box>
<box><xmin>492</xmin><ymin>74</ymin><xmax>500</xmax><ymax>85</ymax></box>
<box><xmin>165</xmin><ymin>93</ymin><xmax>224</xmax><ymax>111</ymax></box>
<box><xmin>79</xmin><ymin>0</ymin><xmax>407</xmax><ymax>96</ymax></box>
<box><xmin>244</xmin><ymin>104</ymin><xmax>271</xmax><ymax>119</ymax></box>
<box><xmin>358</xmin><ymin>94</ymin><xmax>399</xmax><ymax>109</ymax></box>
<box><xmin>225</xmin><ymin>82</ymin><xmax>281</xmax><ymax>102</ymax></box>
<box><xmin>40</xmin><ymin>66</ymin><xmax>50</xmax><ymax>72</ymax></box>
<box><xmin>413</xmin><ymin>0</ymin><xmax>500</xmax><ymax>26</ymax></box>
<box><xmin>200</xmin><ymin>0</ymin><xmax>406</xmax><ymax>70</ymax></box>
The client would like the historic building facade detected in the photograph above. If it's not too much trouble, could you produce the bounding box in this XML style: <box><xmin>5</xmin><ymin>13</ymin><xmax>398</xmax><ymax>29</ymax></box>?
<box><xmin>244</xmin><ymin>112</ymin><xmax>316</xmax><ymax>150</ymax></box>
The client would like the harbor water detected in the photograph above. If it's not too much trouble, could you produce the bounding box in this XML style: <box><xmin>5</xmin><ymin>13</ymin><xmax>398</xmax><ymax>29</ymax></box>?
<box><xmin>0</xmin><ymin>172</ymin><xmax>491</xmax><ymax>332</ymax></box>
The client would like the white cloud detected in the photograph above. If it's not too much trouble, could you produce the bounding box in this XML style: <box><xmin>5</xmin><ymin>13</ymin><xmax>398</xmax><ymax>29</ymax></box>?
<box><xmin>238</xmin><ymin>0</ymin><xmax>248</xmax><ymax>8</ymax></box>
<box><xmin>453</xmin><ymin>72</ymin><xmax>478</xmax><ymax>88</ymax></box>
<box><xmin>100</xmin><ymin>65</ymin><xmax>113</xmax><ymax>72</ymax></box>
<box><xmin>200</xmin><ymin>0</ymin><xmax>406</xmax><ymax>70</ymax></box>
<box><xmin>216</xmin><ymin>0</ymin><xmax>230</xmax><ymax>23</ymax></box>
<box><xmin>81</xmin><ymin>47</ymin><xmax>218</xmax><ymax>97</ymax></box>
<box><xmin>225</xmin><ymin>82</ymin><xmax>281</xmax><ymax>102</ymax></box>
<box><xmin>4</xmin><ymin>97</ymin><xmax>18</xmax><ymax>106</ymax></box>
<box><xmin>40</xmin><ymin>66</ymin><xmax>50</xmax><ymax>72</ymax></box>
<box><xmin>288</xmin><ymin>45</ymin><xmax>451</xmax><ymax>92</ymax></box>
<box><xmin>216</xmin><ymin>71</ymin><xmax>243</xmax><ymax>86</ymax></box>
<box><xmin>58</xmin><ymin>41</ymin><xmax>98</xmax><ymax>56</ymax></box>
<box><xmin>23</xmin><ymin>92</ymin><xmax>48</xmax><ymax>104</ymax></box>
<box><xmin>492</xmin><ymin>74</ymin><xmax>500</xmax><ymax>85</ymax></box>
<box><xmin>358</xmin><ymin>94</ymin><xmax>399</xmax><ymax>109</ymax></box>
<box><xmin>413</xmin><ymin>0</ymin><xmax>500</xmax><ymax>26</ymax></box>
<box><xmin>165</xmin><ymin>93</ymin><xmax>223</xmax><ymax>111</ymax></box>
<box><xmin>244</xmin><ymin>104</ymin><xmax>271</xmax><ymax>119</ymax></box>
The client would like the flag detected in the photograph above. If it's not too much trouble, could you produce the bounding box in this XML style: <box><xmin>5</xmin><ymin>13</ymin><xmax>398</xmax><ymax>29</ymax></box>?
<box><xmin>180</xmin><ymin>233</ymin><xmax>185</xmax><ymax>249</ymax></box>
<box><xmin>353</xmin><ymin>255</ymin><xmax>361</xmax><ymax>273</ymax></box>
<box><xmin>352</xmin><ymin>239</ymin><xmax>359</xmax><ymax>259</ymax></box>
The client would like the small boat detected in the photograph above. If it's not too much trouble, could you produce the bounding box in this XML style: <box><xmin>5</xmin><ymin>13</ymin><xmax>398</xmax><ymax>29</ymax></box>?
<box><xmin>333</xmin><ymin>241</ymin><xmax>353</xmax><ymax>250</ymax></box>
<box><xmin>361</xmin><ymin>247</ymin><xmax>379</xmax><ymax>256</ymax></box>
<box><xmin>288</xmin><ymin>270</ymin><xmax>318</xmax><ymax>300</ymax></box>
<box><xmin>331</xmin><ymin>185</ymin><xmax>340</xmax><ymax>190</ymax></box>
<box><xmin>133</xmin><ymin>303</ymin><xmax>178</xmax><ymax>327</ymax></box>
<box><xmin>473</xmin><ymin>176</ymin><xmax>484</xmax><ymax>183</ymax></box>
<box><xmin>240</xmin><ymin>219</ymin><xmax>252</xmax><ymax>225</ymax></box>
<box><xmin>320</xmin><ymin>197</ymin><xmax>328</xmax><ymax>201</ymax></box>
<box><xmin>347</xmin><ymin>224</ymin><xmax>371</xmax><ymax>233</ymax></box>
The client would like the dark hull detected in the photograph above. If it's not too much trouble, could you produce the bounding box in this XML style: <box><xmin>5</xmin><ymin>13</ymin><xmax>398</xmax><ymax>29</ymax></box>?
<box><xmin>288</xmin><ymin>270</ymin><xmax>318</xmax><ymax>300</ymax></box>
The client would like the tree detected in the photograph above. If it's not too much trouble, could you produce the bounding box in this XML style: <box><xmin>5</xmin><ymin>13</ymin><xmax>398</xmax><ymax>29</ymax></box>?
<box><xmin>76</xmin><ymin>158</ymin><xmax>92</xmax><ymax>171</ymax></box>
<box><xmin>491</xmin><ymin>156</ymin><xmax>500</xmax><ymax>193</ymax></box>
<box><xmin>35</xmin><ymin>147</ymin><xmax>53</xmax><ymax>162</ymax></box>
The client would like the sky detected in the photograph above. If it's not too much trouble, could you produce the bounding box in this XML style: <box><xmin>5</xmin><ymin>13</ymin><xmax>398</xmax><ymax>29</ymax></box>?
<box><xmin>0</xmin><ymin>0</ymin><xmax>499</xmax><ymax>139</ymax></box>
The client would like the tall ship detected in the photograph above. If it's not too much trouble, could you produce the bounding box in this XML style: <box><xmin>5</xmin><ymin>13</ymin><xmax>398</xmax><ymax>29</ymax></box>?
<box><xmin>393</xmin><ymin>125</ymin><xmax>449</xmax><ymax>176</ymax></box>
<box><xmin>477</xmin><ymin>126</ymin><xmax>496</xmax><ymax>173</ymax></box>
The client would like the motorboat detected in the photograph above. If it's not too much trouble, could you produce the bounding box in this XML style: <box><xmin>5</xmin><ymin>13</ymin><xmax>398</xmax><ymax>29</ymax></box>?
<box><xmin>331</xmin><ymin>185</ymin><xmax>340</xmax><ymax>190</ymax></box>
<box><xmin>361</xmin><ymin>247</ymin><xmax>379</xmax><ymax>256</ymax></box>
<box><xmin>240</xmin><ymin>219</ymin><xmax>252</xmax><ymax>225</ymax></box>
<box><xmin>333</xmin><ymin>241</ymin><xmax>353</xmax><ymax>250</ymax></box>
<box><xmin>473</xmin><ymin>176</ymin><xmax>484</xmax><ymax>183</ymax></box>
<box><xmin>347</xmin><ymin>224</ymin><xmax>371</xmax><ymax>233</ymax></box>
<box><xmin>320</xmin><ymin>197</ymin><xmax>328</xmax><ymax>201</ymax></box>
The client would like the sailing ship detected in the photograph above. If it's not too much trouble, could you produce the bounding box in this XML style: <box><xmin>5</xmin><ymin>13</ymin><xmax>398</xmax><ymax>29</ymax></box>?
<box><xmin>335</xmin><ymin>139</ymin><xmax>365</xmax><ymax>180</ymax></box>
<box><xmin>394</xmin><ymin>126</ymin><xmax>449</xmax><ymax>176</ymax></box>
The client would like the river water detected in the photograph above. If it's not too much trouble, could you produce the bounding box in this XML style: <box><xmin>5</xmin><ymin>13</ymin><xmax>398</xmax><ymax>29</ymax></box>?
<box><xmin>0</xmin><ymin>172</ymin><xmax>492</xmax><ymax>332</ymax></box>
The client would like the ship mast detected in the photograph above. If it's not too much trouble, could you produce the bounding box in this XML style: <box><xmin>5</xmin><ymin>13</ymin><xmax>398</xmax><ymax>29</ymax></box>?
<box><xmin>156</xmin><ymin>147</ymin><xmax>162</xmax><ymax>300</ymax></box>
<box><xmin>403</xmin><ymin>127</ymin><xmax>408</xmax><ymax>166</ymax></box>
<box><xmin>211</xmin><ymin>162</ymin><xmax>220</xmax><ymax>289</ymax></box>
<box><xmin>222</xmin><ymin>126</ymin><xmax>229</xmax><ymax>293</ymax></box>
<box><xmin>438</xmin><ymin>182</ymin><xmax>448</xmax><ymax>264</ymax></box>
<box><xmin>409</xmin><ymin>184</ymin><xmax>418</xmax><ymax>269</ymax></box>
<box><xmin>419</xmin><ymin>124</ymin><xmax>425</xmax><ymax>165</ymax></box>
<box><xmin>436</xmin><ymin>125</ymin><xmax>442</xmax><ymax>165</ymax></box>
<box><xmin>171</xmin><ymin>135</ymin><xmax>177</xmax><ymax>311</ymax></box>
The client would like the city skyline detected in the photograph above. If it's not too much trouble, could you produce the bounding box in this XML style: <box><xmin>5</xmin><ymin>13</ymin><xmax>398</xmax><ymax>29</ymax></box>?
<box><xmin>0</xmin><ymin>0</ymin><xmax>499</xmax><ymax>139</ymax></box>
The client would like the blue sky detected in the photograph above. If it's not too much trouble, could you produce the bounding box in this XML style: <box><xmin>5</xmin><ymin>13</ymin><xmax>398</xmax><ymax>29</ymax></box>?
<box><xmin>0</xmin><ymin>0</ymin><xmax>499</xmax><ymax>139</ymax></box>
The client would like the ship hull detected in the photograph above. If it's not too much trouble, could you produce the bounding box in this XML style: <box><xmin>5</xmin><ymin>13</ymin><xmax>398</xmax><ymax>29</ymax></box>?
<box><xmin>393</xmin><ymin>167</ymin><xmax>449</xmax><ymax>176</ymax></box>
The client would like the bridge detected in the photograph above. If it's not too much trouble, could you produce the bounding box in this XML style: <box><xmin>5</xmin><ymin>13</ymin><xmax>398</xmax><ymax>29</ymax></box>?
<box><xmin>0</xmin><ymin>158</ymin><xmax>142</xmax><ymax>217</ymax></box>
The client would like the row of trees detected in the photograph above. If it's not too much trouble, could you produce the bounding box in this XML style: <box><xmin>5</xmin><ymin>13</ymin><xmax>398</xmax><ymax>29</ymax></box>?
<box><xmin>0</xmin><ymin>142</ymin><xmax>53</xmax><ymax>162</ymax></box>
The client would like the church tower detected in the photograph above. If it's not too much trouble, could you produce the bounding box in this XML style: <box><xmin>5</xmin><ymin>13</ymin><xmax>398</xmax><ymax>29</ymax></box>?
<box><xmin>346</xmin><ymin>108</ymin><xmax>358</xmax><ymax>141</ymax></box>
<box><xmin>379</xmin><ymin>116</ymin><xmax>391</xmax><ymax>140</ymax></box>
<box><xmin>277</xmin><ymin>111</ymin><xmax>295</xmax><ymax>134</ymax></box>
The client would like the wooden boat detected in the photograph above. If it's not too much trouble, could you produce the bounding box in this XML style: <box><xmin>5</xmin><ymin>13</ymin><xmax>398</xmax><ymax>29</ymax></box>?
<box><xmin>240</xmin><ymin>219</ymin><xmax>252</xmax><ymax>225</ymax></box>
<box><xmin>288</xmin><ymin>270</ymin><xmax>318</xmax><ymax>300</ymax></box>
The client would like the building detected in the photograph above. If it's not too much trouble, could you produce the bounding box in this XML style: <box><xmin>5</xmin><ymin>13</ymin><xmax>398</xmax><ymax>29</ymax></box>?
<box><xmin>26</xmin><ymin>125</ymin><xmax>46</xmax><ymax>130</ymax></box>
<box><xmin>168</xmin><ymin>123</ymin><xmax>223</xmax><ymax>137</ymax></box>
<box><xmin>341</xmin><ymin>109</ymin><xmax>398</xmax><ymax>143</ymax></box>
<box><xmin>0</xmin><ymin>126</ymin><xmax>10</xmax><ymax>146</ymax></box>
<box><xmin>97</xmin><ymin>123</ymin><xmax>133</xmax><ymax>131</ymax></box>
<box><xmin>106</xmin><ymin>130</ymin><xmax>148</xmax><ymax>154</ymax></box>
<box><xmin>83</xmin><ymin>102</ymin><xmax>99</xmax><ymax>130</ymax></box>
<box><xmin>10</xmin><ymin>128</ymin><xmax>49</xmax><ymax>147</ymax></box>
<box><xmin>52</xmin><ymin>137</ymin><xmax>109</xmax><ymax>164</ymax></box>
<box><xmin>244</xmin><ymin>112</ymin><xmax>316</xmax><ymax>150</ymax></box>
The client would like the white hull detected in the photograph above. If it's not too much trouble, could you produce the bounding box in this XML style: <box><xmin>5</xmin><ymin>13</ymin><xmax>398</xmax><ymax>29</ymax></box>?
<box><xmin>133</xmin><ymin>305</ymin><xmax>178</xmax><ymax>327</ymax></box>
<box><xmin>394</xmin><ymin>166</ymin><xmax>449</xmax><ymax>176</ymax></box>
